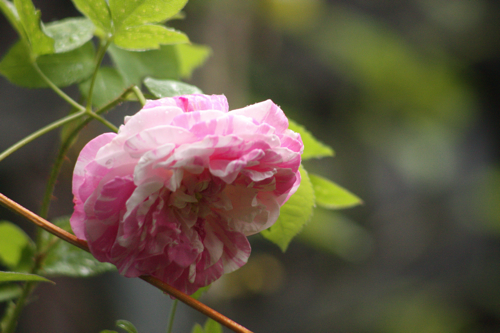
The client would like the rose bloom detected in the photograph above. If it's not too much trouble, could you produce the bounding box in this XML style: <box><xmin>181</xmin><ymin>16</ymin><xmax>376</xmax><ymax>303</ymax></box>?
<box><xmin>70</xmin><ymin>94</ymin><xmax>303</xmax><ymax>294</ymax></box>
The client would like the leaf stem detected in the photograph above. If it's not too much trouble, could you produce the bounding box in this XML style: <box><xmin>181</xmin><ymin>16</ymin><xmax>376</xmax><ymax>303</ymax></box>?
<box><xmin>166</xmin><ymin>299</ymin><xmax>178</xmax><ymax>333</ymax></box>
<box><xmin>85</xmin><ymin>111</ymin><xmax>118</xmax><ymax>132</ymax></box>
<box><xmin>1</xmin><ymin>281</ymin><xmax>37</xmax><ymax>333</ymax></box>
<box><xmin>31</xmin><ymin>61</ymin><xmax>85</xmax><ymax>112</ymax></box>
<box><xmin>86</xmin><ymin>40</ymin><xmax>112</xmax><ymax>111</ymax></box>
<box><xmin>132</xmin><ymin>86</ymin><xmax>147</xmax><ymax>106</ymax></box>
<box><xmin>0</xmin><ymin>193</ymin><xmax>254</xmax><ymax>333</ymax></box>
<box><xmin>0</xmin><ymin>110</ymin><xmax>86</xmax><ymax>163</ymax></box>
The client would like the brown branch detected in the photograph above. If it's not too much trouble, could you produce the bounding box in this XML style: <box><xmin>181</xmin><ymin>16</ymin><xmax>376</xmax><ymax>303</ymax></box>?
<box><xmin>0</xmin><ymin>193</ymin><xmax>253</xmax><ymax>333</ymax></box>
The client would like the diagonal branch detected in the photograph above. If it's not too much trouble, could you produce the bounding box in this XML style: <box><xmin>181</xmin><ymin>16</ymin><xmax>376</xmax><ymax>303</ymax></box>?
<box><xmin>0</xmin><ymin>193</ymin><xmax>253</xmax><ymax>333</ymax></box>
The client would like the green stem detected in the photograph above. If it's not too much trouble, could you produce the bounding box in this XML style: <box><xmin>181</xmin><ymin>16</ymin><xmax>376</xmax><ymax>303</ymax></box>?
<box><xmin>1</xmin><ymin>282</ymin><xmax>37</xmax><ymax>333</ymax></box>
<box><xmin>133</xmin><ymin>86</ymin><xmax>147</xmax><ymax>106</ymax></box>
<box><xmin>32</xmin><ymin>61</ymin><xmax>85</xmax><ymax>112</ymax></box>
<box><xmin>166</xmin><ymin>299</ymin><xmax>179</xmax><ymax>333</ymax></box>
<box><xmin>85</xmin><ymin>111</ymin><xmax>118</xmax><ymax>132</ymax></box>
<box><xmin>86</xmin><ymin>40</ymin><xmax>112</xmax><ymax>111</ymax></box>
<box><xmin>0</xmin><ymin>110</ymin><xmax>86</xmax><ymax>163</ymax></box>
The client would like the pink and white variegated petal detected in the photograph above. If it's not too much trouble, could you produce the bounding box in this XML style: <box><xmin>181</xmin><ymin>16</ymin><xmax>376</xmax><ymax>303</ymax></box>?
<box><xmin>231</xmin><ymin>99</ymin><xmax>289</xmax><ymax>134</ymax></box>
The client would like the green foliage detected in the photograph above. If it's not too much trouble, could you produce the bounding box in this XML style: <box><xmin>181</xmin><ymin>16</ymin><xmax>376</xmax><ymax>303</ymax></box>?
<box><xmin>13</xmin><ymin>0</ymin><xmax>54</xmax><ymax>56</ymax></box>
<box><xmin>113</xmin><ymin>25</ymin><xmax>188</xmax><ymax>51</ymax></box>
<box><xmin>108</xmin><ymin>0</ymin><xmax>188</xmax><ymax>29</ymax></box>
<box><xmin>190</xmin><ymin>284</ymin><xmax>211</xmax><ymax>300</ymax></box>
<box><xmin>261</xmin><ymin>165</ymin><xmax>315</xmax><ymax>251</ymax></box>
<box><xmin>0</xmin><ymin>271</ymin><xmax>54</xmax><ymax>283</ymax></box>
<box><xmin>0</xmin><ymin>284</ymin><xmax>22</xmax><ymax>303</ymax></box>
<box><xmin>44</xmin><ymin>17</ymin><xmax>95</xmax><ymax>53</ymax></box>
<box><xmin>0</xmin><ymin>221</ymin><xmax>34</xmax><ymax>268</ymax></box>
<box><xmin>115</xmin><ymin>320</ymin><xmax>139</xmax><ymax>333</ymax></box>
<box><xmin>40</xmin><ymin>217</ymin><xmax>116</xmax><ymax>277</ymax></box>
<box><xmin>71</xmin><ymin>0</ymin><xmax>111</xmax><ymax>37</ymax></box>
<box><xmin>191</xmin><ymin>318</ymin><xmax>223</xmax><ymax>333</ymax></box>
<box><xmin>0</xmin><ymin>0</ymin><xmax>24</xmax><ymax>37</ymax></box>
<box><xmin>309</xmin><ymin>173</ymin><xmax>362</xmax><ymax>209</ymax></box>
<box><xmin>288</xmin><ymin>119</ymin><xmax>334</xmax><ymax>159</ymax></box>
<box><xmin>0</xmin><ymin>41</ymin><xmax>95</xmax><ymax>88</ymax></box>
<box><xmin>144</xmin><ymin>77</ymin><xmax>202</xmax><ymax>98</ymax></box>
<box><xmin>108</xmin><ymin>43</ymin><xmax>210</xmax><ymax>86</ymax></box>
<box><xmin>79</xmin><ymin>67</ymin><xmax>129</xmax><ymax>108</ymax></box>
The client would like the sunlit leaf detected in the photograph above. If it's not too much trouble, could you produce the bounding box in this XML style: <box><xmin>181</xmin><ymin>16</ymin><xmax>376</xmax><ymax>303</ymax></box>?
<box><xmin>175</xmin><ymin>43</ymin><xmax>211</xmax><ymax>78</ymax></box>
<box><xmin>288</xmin><ymin>119</ymin><xmax>334</xmax><ymax>159</ymax></box>
<box><xmin>115</xmin><ymin>320</ymin><xmax>138</xmax><ymax>333</ymax></box>
<box><xmin>41</xmin><ymin>217</ymin><xmax>116</xmax><ymax>277</ymax></box>
<box><xmin>14</xmin><ymin>0</ymin><xmax>54</xmax><ymax>56</ymax></box>
<box><xmin>79</xmin><ymin>67</ymin><xmax>129</xmax><ymax>108</ymax></box>
<box><xmin>261</xmin><ymin>165</ymin><xmax>315</xmax><ymax>252</ymax></box>
<box><xmin>0</xmin><ymin>271</ymin><xmax>54</xmax><ymax>283</ymax></box>
<box><xmin>108</xmin><ymin>0</ymin><xmax>188</xmax><ymax>30</ymax></box>
<box><xmin>0</xmin><ymin>284</ymin><xmax>22</xmax><ymax>302</ymax></box>
<box><xmin>0</xmin><ymin>221</ymin><xmax>34</xmax><ymax>268</ymax></box>
<box><xmin>71</xmin><ymin>0</ymin><xmax>111</xmax><ymax>35</ymax></box>
<box><xmin>114</xmin><ymin>25</ymin><xmax>188</xmax><ymax>51</ymax></box>
<box><xmin>144</xmin><ymin>77</ymin><xmax>202</xmax><ymax>98</ymax></box>
<box><xmin>45</xmin><ymin>17</ymin><xmax>95</xmax><ymax>53</ymax></box>
<box><xmin>0</xmin><ymin>0</ymin><xmax>24</xmax><ymax>37</ymax></box>
<box><xmin>309</xmin><ymin>173</ymin><xmax>362</xmax><ymax>209</ymax></box>
<box><xmin>204</xmin><ymin>318</ymin><xmax>222</xmax><ymax>333</ymax></box>
<box><xmin>0</xmin><ymin>40</ymin><xmax>95</xmax><ymax>88</ymax></box>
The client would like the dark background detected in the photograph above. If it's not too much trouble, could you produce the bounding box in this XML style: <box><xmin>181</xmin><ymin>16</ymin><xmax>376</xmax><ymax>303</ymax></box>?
<box><xmin>1</xmin><ymin>0</ymin><xmax>500</xmax><ymax>332</ymax></box>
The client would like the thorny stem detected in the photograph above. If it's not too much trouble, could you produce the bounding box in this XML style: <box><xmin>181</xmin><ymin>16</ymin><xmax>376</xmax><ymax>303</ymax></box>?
<box><xmin>0</xmin><ymin>193</ymin><xmax>254</xmax><ymax>333</ymax></box>
<box><xmin>166</xmin><ymin>299</ymin><xmax>179</xmax><ymax>333</ymax></box>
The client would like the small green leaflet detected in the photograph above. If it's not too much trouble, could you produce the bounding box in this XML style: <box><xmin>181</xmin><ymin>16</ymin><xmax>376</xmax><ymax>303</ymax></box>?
<box><xmin>0</xmin><ymin>271</ymin><xmax>54</xmax><ymax>284</ymax></box>
<box><xmin>0</xmin><ymin>0</ymin><xmax>24</xmax><ymax>37</ymax></box>
<box><xmin>191</xmin><ymin>318</ymin><xmax>223</xmax><ymax>333</ymax></box>
<box><xmin>144</xmin><ymin>77</ymin><xmax>202</xmax><ymax>98</ymax></box>
<box><xmin>288</xmin><ymin>119</ymin><xmax>334</xmax><ymax>159</ymax></box>
<box><xmin>190</xmin><ymin>284</ymin><xmax>211</xmax><ymax>300</ymax></box>
<box><xmin>176</xmin><ymin>44</ymin><xmax>212</xmax><ymax>78</ymax></box>
<box><xmin>14</xmin><ymin>0</ymin><xmax>54</xmax><ymax>56</ymax></box>
<box><xmin>44</xmin><ymin>17</ymin><xmax>95</xmax><ymax>53</ymax></box>
<box><xmin>114</xmin><ymin>25</ymin><xmax>189</xmax><ymax>51</ymax></box>
<box><xmin>0</xmin><ymin>41</ymin><xmax>95</xmax><ymax>88</ymax></box>
<box><xmin>309</xmin><ymin>174</ymin><xmax>362</xmax><ymax>209</ymax></box>
<box><xmin>108</xmin><ymin>0</ymin><xmax>188</xmax><ymax>29</ymax></box>
<box><xmin>71</xmin><ymin>0</ymin><xmax>112</xmax><ymax>36</ymax></box>
<box><xmin>261</xmin><ymin>165</ymin><xmax>315</xmax><ymax>252</ymax></box>
<box><xmin>0</xmin><ymin>221</ymin><xmax>34</xmax><ymax>268</ymax></box>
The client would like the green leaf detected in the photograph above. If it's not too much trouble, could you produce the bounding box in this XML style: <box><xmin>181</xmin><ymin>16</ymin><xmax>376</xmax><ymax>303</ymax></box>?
<box><xmin>0</xmin><ymin>284</ymin><xmax>22</xmax><ymax>302</ymax></box>
<box><xmin>99</xmin><ymin>331</ymin><xmax>118</xmax><ymax>333</ymax></box>
<box><xmin>144</xmin><ymin>77</ymin><xmax>202</xmax><ymax>98</ymax></box>
<box><xmin>191</xmin><ymin>323</ymin><xmax>204</xmax><ymax>333</ymax></box>
<box><xmin>0</xmin><ymin>40</ymin><xmax>95</xmax><ymax>88</ymax></box>
<box><xmin>309</xmin><ymin>174</ymin><xmax>362</xmax><ymax>209</ymax></box>
<box><xmin>41</xmin><ymin>217</ymin><xmax>116</xmax><ymax>277</ymax></box>
<box><xmin>0</xmin><ymin>221</ymin><xmax>34</xmax><ymax>268</ymax></box>
<box><xmin>108</xmin><ymin>43</ymin><xmax>209</xmax><ymax>86</ymax></box>
<box><xmin>288</xmin><ymin>119</ymin><xmax>334</xmax><ymax>160</ymax></box>
<box><xmin>79</xmin><ymin>67</ymin><xmax>128</xmax><ymax>108</ymax></box>
<box><xmin>109</xmin><ymin>0</ymin><xmax>188</xmax><ymax>30</ymax></box>
<box><xmin>108</xmin><ymin>43</ymin><xmax>179</xmax><ymax>85</ymax></box>
<box><xmin>0</xmin><ymin>0</ymin><xmax>24</xmax><ymax>37</ymax></box>
<box><xmin>115</xmin><ymin>320</ymin><xmax>138</xmax><ymax>333</ymax></box>
<box><xmin>114</xmin><ymin>25</ymin><xmax>188</xmax><ymax>51</ymax></box>
<box><xmin>0</xmin><ymin>271</ymin><xmax>54</xmax><ymax>283</ymax></box>
<box><xmin>175</xmin><ymin>43</ymin><xmax>211</xmax><ymax>78</ymax></box>
<box><xmin>204</xmin><ymin>318</ymin><xmax>222</xmax><ymax>333</ymax></box>
<box><xmin>71</xmin><ymin>0</ymin><xmax>111</xmax><ymax>36</ymax></box>
<box><xmin>261</xmin><ymin>165</ymin><xmax>315</xmax><ymax>252</ymax></box>
<box><xmin>44</xmin><ymin>17</ymin><xmax>95</xmax><ymax>53</ymax></box>
<box><xmin>14</xmin><ymin>0</ymin><xmax>54</xmax><ymax>56</ymax></box>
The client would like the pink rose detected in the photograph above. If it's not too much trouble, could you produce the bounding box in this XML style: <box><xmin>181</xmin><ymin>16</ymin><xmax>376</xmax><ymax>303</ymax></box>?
<box><xmin>70</xmin><ymin>94</ymin><xmax>303</xmax><ymax>294</ymax></box>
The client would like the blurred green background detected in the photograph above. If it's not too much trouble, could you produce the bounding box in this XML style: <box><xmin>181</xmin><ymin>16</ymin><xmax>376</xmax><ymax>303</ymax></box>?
<box><xmin>1</xmin><ymin>0</ymin><xmax>500</xmax><ymax>332</ymax></box>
